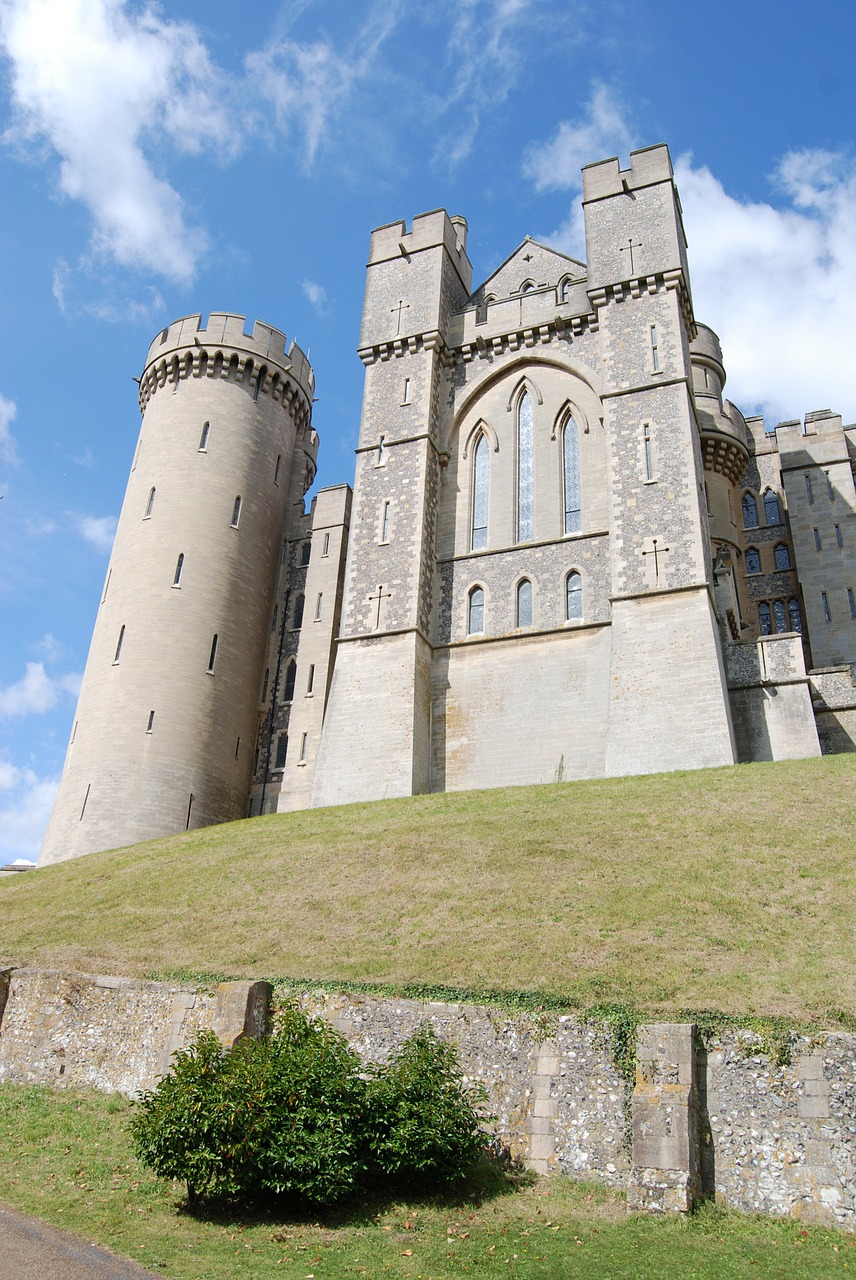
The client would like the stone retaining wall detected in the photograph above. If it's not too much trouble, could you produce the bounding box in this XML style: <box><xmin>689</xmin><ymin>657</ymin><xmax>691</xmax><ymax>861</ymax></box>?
<box><xmin>0</xmin><ymin>969</ymin><xmax>853</xmax><ymax>1229</ymax></box>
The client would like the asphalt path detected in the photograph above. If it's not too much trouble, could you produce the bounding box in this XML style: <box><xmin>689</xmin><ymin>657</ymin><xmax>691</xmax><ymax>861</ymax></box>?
<box><xmin>0</xmin><ymin>1203</ymin><xmax>164</xmax><ymax>1280</ymax></box>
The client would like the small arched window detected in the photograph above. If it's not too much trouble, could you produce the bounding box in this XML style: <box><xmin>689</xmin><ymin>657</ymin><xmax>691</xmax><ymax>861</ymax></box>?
<box><xmin>773</xmin><ymin>599</ymin><xmax>787</xmax><ymax>632</ymax></box>
<box><xmin>774</xmin><ymin>543</ymin><xmax>791</xmax><ymax>571</ymax></box>
<box><xmin>113</xmin><ymin>625</ymin><xmax>125</xmax><ymax>664</ymax></box>
<box><xmin>231</xmin><ymin>496</ymin><xmax>242</xmax><ymax>528</ymax></box>
<box><xmin>144</xmin><ymin>487</ymin><xmax>156</xmax><ymax>519</ymax></box>
<box><xmin>788</xmin><ymin>598</ymin><xmax>803</xmax><ymax>633</ymax></box>
<box><xmin>198</xmin><ymin>422</ymin><xmax>210</xmax><ymax>451</ymax></box>
<box><xmin>275</xmin><ymin>734</ymin><xmax>288</xmax><ymax>770</ymax></box>
<box><xmin>207</xmin><ymin>633</ymin><xmax>218</xmax><ymax>672</ymax></box>
<box><xmin>283</xmin><ymin>660</ymin><xmax>296</xmax><ymax>701</ymax></box>
<box><xmin>559</xmin><ymin>278</ymin><xmax>570</xmax><ymax>303</ymax></box>
<box><xmin>563</xmin><ymin>414</ymin><xmax>581</xmax><ymax>534</ymax></box>
<box><xmin>758</xmin><ymin>603</ymin><xmax>772</xmax><ymax>635</ymax></box>
<box><xmin>764</xmin><ymin>489</ymin><xmax>781</xmax><ymax>525</ymax></box>
<box><xmin>517</xmin><ymin>579</ymin><xmax>533</xmax><ymax>627</ymax></box>
<box><xmin>468</xmin><ymin>586</ymin><xmax>485</xmax><ymax>635</ymax></box>
<box><xmin>292</xmin><ymin>594</ymin><xmax>305</xmax><ymax>628</ymax></box>
<box><xmin>566</xmin><ymin>571</ymin><xmax>582</xmax><ymax>621</ymax></box>
<box><xmin>745</xmin><ymin>547</ymin><xmax>761</xmax><ymax>575</ymax></box>
<box><xmin>742</xmin><ymin>492</ymin><xmax>758</xmax><ymax>528</ymax></box>
<box><xmin>472</xmin><ymin>434</ymin><xmax>489</xmax><ymax>551</ymax></box>
<box><xmin>173</xmin><ymin>553</ymin><xmax>184</xmax><ymax>586</ymax></box>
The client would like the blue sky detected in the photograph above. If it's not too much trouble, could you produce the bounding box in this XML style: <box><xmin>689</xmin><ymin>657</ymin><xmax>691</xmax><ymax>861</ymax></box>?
<box><xmin>1</xmin><ymin>0</ymin><xmax>854</xmax><ymax>861</ymax></box>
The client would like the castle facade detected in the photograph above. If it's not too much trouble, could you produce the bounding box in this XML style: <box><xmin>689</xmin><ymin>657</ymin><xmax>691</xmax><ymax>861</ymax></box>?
<box><xmin>40</xmin><ymin>144</ymin><xmax>856</xmax><ymax>865</ymax></box>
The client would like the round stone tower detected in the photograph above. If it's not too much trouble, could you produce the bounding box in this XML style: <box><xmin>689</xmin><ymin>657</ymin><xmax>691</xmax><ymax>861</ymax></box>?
<box><xmin>40</xmin><ymin>313</ymin><xmax>317</xmax><ymax>865</ymax></box>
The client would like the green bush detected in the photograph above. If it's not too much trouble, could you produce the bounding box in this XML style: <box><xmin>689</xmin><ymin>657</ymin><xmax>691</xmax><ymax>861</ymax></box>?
<box><xmin>131</xmin><ymin>1011</ymin><xmax>489</xmax><ymax>1207</ymax></box>
<box><xmin>363</xmin><ymin>1026</ymin><xmax>487</xmax><ymax>1184</ymax></box>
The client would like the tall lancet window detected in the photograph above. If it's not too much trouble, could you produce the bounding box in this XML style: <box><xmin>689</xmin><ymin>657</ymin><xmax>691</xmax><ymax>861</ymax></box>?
<box><xmin>563</xmin><ymin>415</ymin><xmax>581</xmax><ymax>534</ymax></box>
<box><xmin>517</xmin><ymin>392</ymin><xmax>534</xmax><ymax>541</ymax></box>
<box><xmin>472</xmin><ymin>434</ymin><xmax>489</xmax><ymax>550</ymax></box>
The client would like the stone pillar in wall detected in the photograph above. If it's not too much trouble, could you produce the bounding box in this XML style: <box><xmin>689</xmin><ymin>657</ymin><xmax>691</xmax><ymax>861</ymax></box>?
<box><xmin>628</xmin><ymin>1022</ymin><xmax>701</xmax><ymax>1214</ymax></box>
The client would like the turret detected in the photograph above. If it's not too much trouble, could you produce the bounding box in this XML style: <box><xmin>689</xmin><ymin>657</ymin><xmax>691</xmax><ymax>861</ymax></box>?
<box><xmin>40</xmin><ymin>314</ymin><xmax>316</xmax><ymax>864</ymax></box>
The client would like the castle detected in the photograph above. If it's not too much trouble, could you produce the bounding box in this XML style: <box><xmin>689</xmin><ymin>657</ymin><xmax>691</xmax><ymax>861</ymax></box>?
<box><xmin>40</xmin><ymin>144</ymin><xmax>856</xmax><ymax>865</ymax></box>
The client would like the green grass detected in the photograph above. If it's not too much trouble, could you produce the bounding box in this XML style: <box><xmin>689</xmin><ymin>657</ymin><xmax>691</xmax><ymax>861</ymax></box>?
<box><xmin>1</xmin><ymin>1083</ymin><xmax>853</xmax><ymax>1279</ymax></box>
<box><xmin>2</xmin><ymin>755</ymin><xmax>855</xmax><ymax>1021</ymax></box>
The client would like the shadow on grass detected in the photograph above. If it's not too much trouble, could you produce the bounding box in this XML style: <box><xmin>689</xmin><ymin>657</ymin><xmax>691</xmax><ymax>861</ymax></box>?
<box><xmin>176</xmin><ymin>1150</ymin><xmax>536</xmax><ymax>1230</ymax></box>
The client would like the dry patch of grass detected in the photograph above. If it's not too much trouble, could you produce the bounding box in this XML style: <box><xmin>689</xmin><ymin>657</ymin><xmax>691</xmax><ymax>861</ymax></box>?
<box><xmin>2</xmin><ymin>756</ymin><xmax>855</xmax><ymax>1021</ymax></box>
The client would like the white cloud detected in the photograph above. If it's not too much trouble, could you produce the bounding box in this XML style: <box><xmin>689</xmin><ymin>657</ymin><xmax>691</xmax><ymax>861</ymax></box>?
<box><xmin>0</xmin><ymin>0</ymin><xmax>233</xmax><ymax>282</ymax></box>
<box><xmin>0</xmin><ymin>661</ymin><xmax>81</xmax><ymax>717</ymax></box>
<box><xmin>524</xmin><ymin>86</ymin><xmax>856</xmax><ymax>426</ymax></box>
<box><xmin>76</xmin><ymin>513</ymin><xmax>117</xmax><ymax>552</ymax></box>
<box><xmin>0</xmin><ymin>392</ymin><xmax>18</xmax><ymax>464</ymax></box>
<box><xmin>0</xmin><ymin>758</ymin><xmax>57</xmax><ymax>861</ymax></box>
<box><xmin>24</xmin><ymin>516</ymin><xmax>57</xmax><ymax>536</ymax></box>
<box><xmin>301</xmin><ymin>280</ymin><xmax>328</xmax><ymax>314</ymax></box>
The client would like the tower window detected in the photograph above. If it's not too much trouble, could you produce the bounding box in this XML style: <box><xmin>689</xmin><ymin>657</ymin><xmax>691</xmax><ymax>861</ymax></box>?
<box><xmin>146</xmin><ymin>710</ymin><xmax>155</xmax><ymax>734</ymax></box>
<box><xmin>300</xmin><ymin>542</ymin><xmax>311</xmax><ymax>566</ymax></box>
<box><xmin>848</xmin><ymin>588</ymin><xmax>856</xmax><ymax>620</ymax></box>
<box><xmin>292</xmin><ymin>594</ymin><xmax>305</xmax><ymax>628</ymax></box>
<box><xmin>517</xmin><ymin>579</ymin><xmax>533</xmax><ymax>627</ymax></box>
<box><xmin>826</xmin><ymin>471</ymin><xmax>835</xmax><ymax>500</ymax></box>
<box><xmin>650</xmin><ymin>324</ymin><xmax>660</xmax><ymax>372</ymax></box>
<box><xmin>113</xmin><ymin>625</ymin><xmax>125</xmax><ymax>664</ymax></box>
<box><xmin>307</xmin><ymin>663</ymin><xmax>315</xmax><ymax>694</ymax></box>
<box><xmin>566</xmin><ymin>571</ymin><xmax>582</xmax><ymax>621</ymax></box>
<box><xmin>274</xmin><ymin>454</ymin><xmax>281</xmax><ymax>485</ymax></box>
<box><xmin>822</xmin><ymin>591</ymin><xmax>831</xmax><ymax>622</ymax></box>
<box><xmin>773</xmin><ymin>543</ymin><xmax>791</xmax><ymax>571</ymax></box>
<box><xmin>271</xmin><ymin>605</ymin><xmax>278</xmax><ymax>632</ymax></box>
<box><xmin>468</xmin><ymin>586</ymin><xmax>484</xmax><ymax>635</ymax></box>
<box><xmin>101</xmin><ymin>568</ymin><xmax>111</xmax><ymax>603</ymax></box>
<box><xmin>402</xmin><ymin>377</ymin><xmax>411</xmax><ymax>405</ymax></box>
<box><xmin>275</xmin><ymin>735</ymin><xmax>288</xmax><ymax>770</ymax></box>
<box><xmin>835</xmin><ymin>524</ymin><xmax>843</xmax><ymax>548</ymax></box>
<box><xmin>763</xmin><ymin>490</ymin><xmax>781</xmax><ymax>525</ymax></box>
<box><xmin>207</xmin><ymin>633</ymin><xmax>218</xmax><ymax>672</ymax></box>
<box><xmin>261</xmin><ymin>667</ymin><xmax>269</xmax><ymax>703</ymax></box>
<box><xmin>381</xmin><ymin>500</ymin><xmax>390</xmax><ymax>543</ymax></box>
<box><xmin>472</xmin><ymin>433</ymin><xmax>489</xmax><ymax>551</ymax></box>
<box><xmin>773</xmin><ymin>599</ymin><xmax>787</xmax><ymax>633</ymax></box>
<box><xmin>805</xmin><ymin>474</ymin><xmax>814</xmax><ymax>503</ymax></box>
<box><xmin>173</xmin><ymin>552</ymin><xmax>184</xmax><ymax>586</ymax></box>
<box><xmin>377</xmin><ymin>435</ymin><xmax>386</xmax><ymax>466</ymax></box>
<box><xmin>643</xmin><ymin>422</ymin><xmax>654</xmax><ymax>483</ymax></box>
<box><xmin>198</xmin><ymin>422</ymin><xmax>210</xmax><ymax>451</ymax></box>
<box><xmin>283</xmin><ymin>660</ymin><xmax>297</xmax><ymax>701</ymax></box>
<box><xmin>563</xmin><ymin>415</ymin><xmax>581</xmax><ymax>532</ymax></box>
<box><xmin>742</xmin><ymin>492</ymin><xmax>758</xmax><ymax>529</ymax></box>
<box><xmin>745</xmin><ymin>547</ymin><xmax>761</xmax><ymax>575</ymax></box>
<box><xmin>814</xmin><ymin>528</ymin><xmax>822</xmax><ymax>551</ymax></box>
<box><xmin>322</xmin><ymin>532</ymin><xmax>330</xmax><ymax>557</ymax></box>
<box><xmin>314</xmin><ymin>593</ymin><xmax>323</xmax><ymax>620</ymax></box>
<box><xmin>144</xmin><ymin>487</ymin><xmax>156</xmax><ymax>519</ymax></box>
<box><xmin>517</xmin><ymin>391</ymin><xmax>534</xmax><ymax>542</ymax></box>
<box><xmin>231</xmin><ymin>496</ymin><xmax>242</xmax><ymax>528</ymax></box>
<box><xmin>789</xmin><ymin>598</ymin><xmax>803</xmax><ymax>632</ymax></box>
<box><xmin>299</xmin><ymin>732</ymin><xmax>308</xmax><ymax>763</ymax></box>
<box><xmin>759</xmin><ymin>602</ymin><xmax>772</xmax><ymax>635</ymax></box>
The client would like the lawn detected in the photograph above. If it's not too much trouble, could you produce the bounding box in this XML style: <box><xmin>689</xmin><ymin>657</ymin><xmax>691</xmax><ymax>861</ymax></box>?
<box><xmin>0</xmin><ymin>1083</ymin><xmax>852</xmax><ymax>1279</ymax></box>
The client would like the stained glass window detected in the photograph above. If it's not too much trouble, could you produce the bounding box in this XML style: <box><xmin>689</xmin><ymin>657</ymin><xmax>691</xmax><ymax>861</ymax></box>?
<box><xmin>472</xmin><ymin>435</ymin><xmax>488</xmax><ymax>550</ymax></box>
<box><xmin>563</xmin><ymin>416</ymin><xmax>581</xmax><ymax>534</ymax></box>
<box><xmin>517</xmin><ymin>393</ymin><xmax>534</xmax><ymax>542</ymax></box>
<box><xmin>773</xmin><ymin>599</ymin><xmax>787</xmax><ymax>632</ymax></box>
<box><xmin>566</xmin><ymin>572</ymin><xmax>582</xmax><ymax>621</ymax></box>
<box><xmin>745</xmin><ymin>547</ymin><xmax>761</xmax><ymax>574</ymax></box>
<box><xmin>468</xmin><ymin>586</ymin><xmax>484</xmax><ymax>634</ymax></box>
<box><xmin>517</xmin><ymin>579</ymin><xmax>533</xmax><ymax>627</ymax></box>
<box><xmin>742</xmin><ymin>492</ymin><xmax>758</xmax><ymax>528</ymax></box>
<box><xmin>758</xmin><ymin>603</ymin><xmax>772</xmax><ymax>635</ymax></box>
<box><xmin>789</xmin><ymin>599</ymin><xmax>803</xmax><ymax>632</ymax></box>
<box><xmin>284</xmin><ymin>660</ymin><xmax>296</xmax><ymax>701</ymax></box>
<box><xmin>774</xmin><ymin>543</ymin><xmax>791</xmax><ymax>571</ymax></box>
<box><xmin>764</xmin><ymin>490</ymin><xmax>781</xmax><ymax>525</ymax></box>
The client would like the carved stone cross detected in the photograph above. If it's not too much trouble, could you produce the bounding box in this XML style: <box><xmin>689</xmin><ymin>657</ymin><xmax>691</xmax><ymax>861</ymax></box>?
<box><xmin>368</xmin><ymin>583</ymin><xmax>392</xmax><ymax>629</ymax></box>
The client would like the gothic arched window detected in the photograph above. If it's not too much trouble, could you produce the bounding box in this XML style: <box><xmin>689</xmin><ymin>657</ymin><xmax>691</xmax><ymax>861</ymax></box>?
<box><xmin>566</xmin><ymin>571</ymin><xmax>582</xmax><ymax>621</ymax></box>
<box><xmin>563</xmin><ymin>414</ymin><xmax>581</xmax><ymax>534</ymax></box>
<box><xmin>758</xmin><ymin>602</ymin><xmax>772</xmax><ymax>635</ymax></box>
<box><xmin>773</xmin><ymin>599</ymin><xmax>788</xmax><ymax>632</ymax></box>
<box><xmin>468</xmin><ymin>585</ymin><xmax>484</xmax><ymax>635</ymax></box>
<box><xmin>292</xmin><ymin>593</ymin><xmax>305</xmax><ymax>628</ymax></box>
<box><xmin>774</xmin><ymin>543</ymin><xmax>791</xmax><ymax>571</ymax></box>
<box><xmin>472</xmin><ymin>434</ymin><xmax>488</xmax><ymax>551</ymax></box>
<box><xmin>742</xmin><ymin>492</ymin><xmax>758</xmax><ymax>528</ymax></box>
<box><xmin>764</xmin><ymin>489</ymin><xmax>781</xmax><ymax>525</ymax></box>
<box><xmin>745</xmin><ymin>547</ymin><xmax>761</xmax><ymax>575</ymax></box>
<box><xmin>283</xmin><ymin>660</ymin><xmax>296</xmax><ymax>701</ymax></box>
<box><xmin>516</xmin><ymin>579</ymin><xmax>533</xmax><ymax>627</ymax></box>
<box><xmin>517</xmin><ymin>392</ymin><xmax>534</xmax><ymax>541</ymax></box>
<box><xmin>144</xmin><ymin>487</ymin><xmax>156</xmax><ymax>519</ymax></box>
<box><xmin>788</xmin><ymin>598</ymin><xmax>803</xmax><ymax>633</ymax></box>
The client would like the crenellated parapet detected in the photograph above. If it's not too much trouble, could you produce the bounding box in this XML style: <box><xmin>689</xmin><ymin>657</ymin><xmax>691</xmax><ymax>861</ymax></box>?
<box><xmin>139</xmin><ymin>313</ymin><xmax>315</xmax><ymax>431</ymax></box>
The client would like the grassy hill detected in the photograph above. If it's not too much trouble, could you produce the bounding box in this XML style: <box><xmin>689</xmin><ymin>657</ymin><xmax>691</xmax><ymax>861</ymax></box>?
<box><xmin>3</xmin><ymin>755</ymin><xmax>855</xmax><ymax>1023</ymax></box>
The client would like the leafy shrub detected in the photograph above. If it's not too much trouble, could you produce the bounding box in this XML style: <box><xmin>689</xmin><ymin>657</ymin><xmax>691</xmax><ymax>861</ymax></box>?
<box><xmin>131</xmin><ymin>1010</ymin><xmax>489</xmax><ymax>1207</ymax></box>
<box><xmin>363</xmin><ymin>1026</ymin><xmax>487</xmax><ymax>1184</ymax></box>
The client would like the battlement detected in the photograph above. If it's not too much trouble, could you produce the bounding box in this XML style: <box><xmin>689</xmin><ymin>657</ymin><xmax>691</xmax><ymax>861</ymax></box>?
<box><xmin>581</xmin><ymin>144</ymin><xmax>673</xmax><ymax>202</ymax></box>
<box><xmin>367</xmin><ymin>209</ymin><xmax>472</xmax><ymax>290</ymax></box>
<box><xmin>143</xmin><ymin>313</ymin><xmax>314</xmax><ymax>395</ymax></box>
<box><xmin>776</xmin><ymin>411</ymin><xmax>848</xmax><ymax>467</ymax></box>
